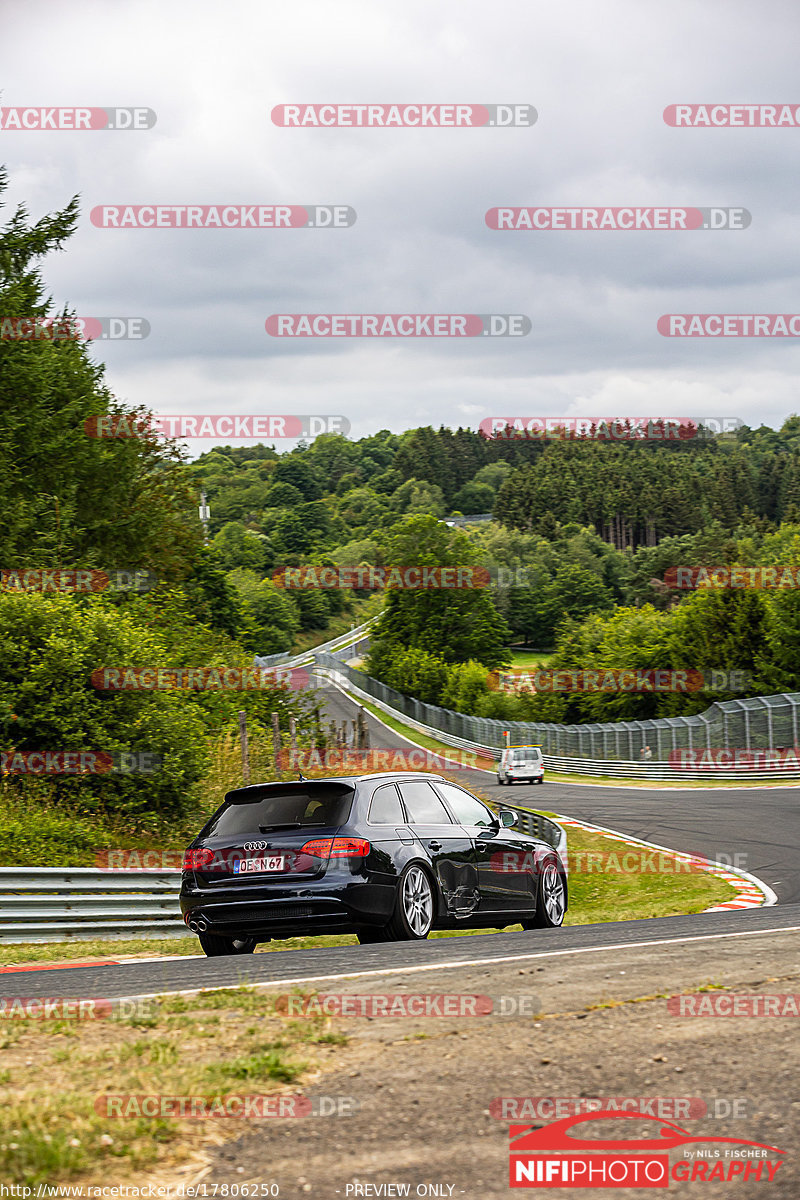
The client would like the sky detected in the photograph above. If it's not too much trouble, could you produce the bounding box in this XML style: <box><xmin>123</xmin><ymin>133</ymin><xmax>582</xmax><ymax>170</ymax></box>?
<box><xmin>1</xmin><ymin>0</ymin><xmax>799</xmax><ymax>454</ymax></box>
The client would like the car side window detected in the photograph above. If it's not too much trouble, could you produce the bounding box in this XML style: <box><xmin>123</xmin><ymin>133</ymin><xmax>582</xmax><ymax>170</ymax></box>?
<box><xmin>368</xmin><ymin>784</ymin><xmax>405</xmax><ymax>824</ymax></box>
<box><xmin>397</xmin><ymin>780</ymin><xmax>455</xmax><ymax>824</ymax></box>
<box><xmin>434</xmin><ymin>783</ymin><xmax>495</xmax><ymax>827</ymax></box>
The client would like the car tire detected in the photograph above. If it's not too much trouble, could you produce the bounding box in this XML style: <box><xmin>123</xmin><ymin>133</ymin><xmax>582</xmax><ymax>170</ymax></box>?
<box><xmin>386</xmin><ymin>864</ymin><xmax>434</xmax><ymax>940</ymax></box>
<box><xmin>497</xmin><ymin>775</ymin><xmax>505</xmax><ymax>785</ymax></box>
<box><xmin>535</xmin><ymin>777</ymin><xmax>544</xmax><ymax>784</ymax></box>
<box><xmin>521</xmin><ymin>860</ymin><xmax>566</xmax><ymax>929</ymax></box>
<box><xmin>355</xmin><ymin>927</ymin><xmax>390</xmax><ymax>944</ymax></box>
<box><xmin>198</xmin><ymin>932</ymin><xmax>257</xmax><ymax>956</ymax></box>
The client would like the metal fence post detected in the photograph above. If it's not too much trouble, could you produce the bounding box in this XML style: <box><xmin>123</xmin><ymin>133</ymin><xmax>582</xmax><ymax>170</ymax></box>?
<box><xmin>238</xmin><ymin>711</ymin><xmax>250</xmax><ymax>784</ymax></box>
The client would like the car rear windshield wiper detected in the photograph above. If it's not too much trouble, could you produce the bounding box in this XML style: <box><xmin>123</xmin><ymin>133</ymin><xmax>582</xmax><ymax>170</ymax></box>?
<box><xmin>258</xmin><ymin>822</ymin><xmax>303</xmax><ymax>832</ymax></box>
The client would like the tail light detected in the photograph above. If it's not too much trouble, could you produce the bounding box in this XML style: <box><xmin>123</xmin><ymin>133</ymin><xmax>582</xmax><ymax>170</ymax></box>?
<box><xmin>182</xmin><ymin>847</ymin><xmax>215</xmax><ymax>870</ymax></box>
<box><xmin>300</xmin><ymin>837</ymin><xmax>370</xmax><ymax>859</ymax></box>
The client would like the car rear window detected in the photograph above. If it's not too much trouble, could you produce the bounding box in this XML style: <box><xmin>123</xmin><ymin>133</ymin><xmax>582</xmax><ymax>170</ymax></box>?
<box><xmin>368</xmin><ymin>783</ymin><xmax>405</xmax><ymax>824</ymax></box>
<box><xmin>203</xmin><ymin>783</ymin><xmax>355</xmax><ymax>837</ymax></box>
<box><xmin>511</xmin><ymin>748</ymin><xmax>541</xmax><ymax>762</ymax></box>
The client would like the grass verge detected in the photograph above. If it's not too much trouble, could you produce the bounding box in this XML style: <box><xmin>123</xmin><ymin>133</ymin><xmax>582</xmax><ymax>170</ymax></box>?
<box><xmin>0</xmin><ymin>987</ymin><xmax>343</xmax><ymax>1187</ymax></box>
<box><xmin>505</xmin><ymin>648</ymin><xmax>553</xmax><ymax>668</ymax></box>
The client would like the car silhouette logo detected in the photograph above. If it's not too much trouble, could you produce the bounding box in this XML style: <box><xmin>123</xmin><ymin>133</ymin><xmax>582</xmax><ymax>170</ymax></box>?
<box><xmin>509</xmin><ymin>1110</ymin><xmax>785</xmax><ymax>1155</ymax></box>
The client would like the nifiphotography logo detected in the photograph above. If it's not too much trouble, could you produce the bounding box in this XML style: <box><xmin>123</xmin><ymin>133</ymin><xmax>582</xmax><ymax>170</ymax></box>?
<box><xmin>508</xmin><ymin>1111</ymin><xmax>785</xmax><ymax>1188</ymax></box>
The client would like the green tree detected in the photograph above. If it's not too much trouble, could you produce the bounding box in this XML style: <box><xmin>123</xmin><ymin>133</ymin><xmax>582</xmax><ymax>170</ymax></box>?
<box><xmin>272</xmin><ymin>456</ymin><xmax>323</xmax><ymax>500</ymax></box>
<box><xmin>440</xmin><ymin>660</ymin><xmax>492</xmax><ymax>713</ymax></box>
<box><xmin>181</xmin><ymin>546</ymin><xmax>244</xmax><ymax>637</ymax></box>
<box><xmin>0</xmin><ymin>171</ymin><xmax>201</xmax><ymax>576</ymax></box>
<box><xmin>668</xmin><ymin>586</ymin><xmax>770</xmax><ymax>704</ymax></box>
<box><xmin>211</xmin><ymin>522</ymin><xmax>272</xmax><ymax>573</ymax></box>
<box><xmin>368</xmin><ymin>646</ymin><xmax>450</xmax><ymax>704</ymax></box>
<box><xmin>389</xmin><ymin>478</ymin><xmax>446</xmax><ymax>519</ymax></box>
<box><xmin>450</xmin><ymin>480</ymin><xmax>496</xmax><ymax>514</ymax></box>
<box><xmin>271</xmin><ymin>510</ymin><xmax>315</xmax><ymax>555</ymax></box>
<box><xmin>227</xmin><ymin>570</ymin><xmax>301</xmax><ymax>654</ymax></box>
<box><xmin>337</xmin><ymin>487</ymin><xmax>389</xmax><ymax>532</ymax></box>
<box><xmin>263</xmin><ymin>481</ymin><xmax>304</xmax><ymax>508</ymax></box>
<box><xmin>0</xmin><ymin>592</ymin><xmax>208</xmax><ymax>817</ymax></box>
<box><xmin>368</xmin><ymin>515</ymin><xmax>511</xmax><ymax>671</ymax></box>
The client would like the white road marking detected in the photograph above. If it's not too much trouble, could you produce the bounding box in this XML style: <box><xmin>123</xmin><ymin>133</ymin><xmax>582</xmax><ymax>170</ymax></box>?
<box><xmin>120</xmin><ymin>954</ymin><xmax>207</xmax><ymax>964</ymax></box>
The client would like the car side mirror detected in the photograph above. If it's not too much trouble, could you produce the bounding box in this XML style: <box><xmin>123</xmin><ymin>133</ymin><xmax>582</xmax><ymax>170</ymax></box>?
<box><xmin>499</xmin><ymin>810</ymin><xmax>518</xmax><ymax>828</ymax></box>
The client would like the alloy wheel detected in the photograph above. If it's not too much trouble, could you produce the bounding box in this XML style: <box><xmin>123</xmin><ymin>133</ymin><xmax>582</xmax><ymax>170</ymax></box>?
<box><xmin>542</xmin><ymin>862</ymin><xmax>565</xmax><ymax>924</ymax></box>
<box><xmin>402</xmin><ymin>866</ymin><xmax>433</xmax><ymax>936</ymax></box>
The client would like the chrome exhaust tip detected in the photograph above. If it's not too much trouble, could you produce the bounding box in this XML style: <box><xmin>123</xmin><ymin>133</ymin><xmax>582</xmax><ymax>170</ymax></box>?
<box><xmin>195</xmin><ymin>917</ymin><xmax>209</xmax><ymax>933</ymax></box>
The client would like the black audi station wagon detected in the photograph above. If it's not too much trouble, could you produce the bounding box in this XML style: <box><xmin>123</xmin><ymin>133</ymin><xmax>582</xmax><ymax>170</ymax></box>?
<box><xmin>180</xmin><ymin>772</ymin><xmax>568</xmax><ymax>956</ymax></box>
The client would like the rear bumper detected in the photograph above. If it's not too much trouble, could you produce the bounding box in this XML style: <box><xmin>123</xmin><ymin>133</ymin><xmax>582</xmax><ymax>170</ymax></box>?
<box><xmin>180</xmin><ymin>876</ymin><xmax>397</xmax><ymax>938</ymax></box>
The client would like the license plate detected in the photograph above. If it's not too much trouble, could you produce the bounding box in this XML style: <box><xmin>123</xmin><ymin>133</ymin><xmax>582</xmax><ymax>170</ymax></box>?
<box><xmin>234</xmin><ymin>855</ymin><xmax>285</xmax><ymax>874</ymax></box>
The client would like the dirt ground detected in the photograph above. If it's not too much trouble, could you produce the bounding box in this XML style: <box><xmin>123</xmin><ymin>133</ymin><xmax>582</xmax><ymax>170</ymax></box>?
<box><xmin>190</xmin><ymin>928</ymin><xmax>799</xmax><ymax>1199</ymax></box>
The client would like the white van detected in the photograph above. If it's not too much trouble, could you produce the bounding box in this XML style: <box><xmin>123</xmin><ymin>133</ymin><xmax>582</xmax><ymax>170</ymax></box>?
<box><xmin>497</xmin><ymin>744</ymin><xmax>544</xmax><ymax>786</ymax></box>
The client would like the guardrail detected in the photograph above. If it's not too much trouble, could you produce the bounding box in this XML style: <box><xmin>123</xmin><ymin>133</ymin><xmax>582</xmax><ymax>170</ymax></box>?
<box><xmin>314</xmin><ymin>663</ymin><xmax>800</xmax><ymax>781</ymax></box>
<box><xmin>492</xmin><ymin>803</ymin><xmax>566</xmax><ymax>852</ymax></box>
<box><xmin>314</xmin><ymin>654</ymin><xmax>800</xmax><ymax>762</ymax></box>
<box><xmin>252</xmin><ymin>650</ymin><xmax>290</xmax><ymax>669</ymax></box>
<box><xmin>0</xmin><ymin>868</ymin><xmax>188</xmax><ymax>943</ymax></box>
<box><xmin>284</xmin><ymin>618</ymin><xmax>376</xmax><ymax>669</ymax></box>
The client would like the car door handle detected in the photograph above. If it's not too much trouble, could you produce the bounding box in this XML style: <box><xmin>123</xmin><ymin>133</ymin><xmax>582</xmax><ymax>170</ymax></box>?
<box><xmin>428</xmin><ymin>840</ymin><xmax>442</xmax><ymax>851</ymax></box>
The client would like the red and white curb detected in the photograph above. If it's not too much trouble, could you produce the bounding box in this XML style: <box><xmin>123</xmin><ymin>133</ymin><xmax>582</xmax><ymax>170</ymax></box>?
<box><xmin>551</xmin><ymin>814</ymin><xmax>776</xmax><ymax>910</ymax></box>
